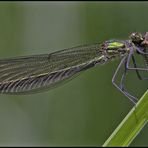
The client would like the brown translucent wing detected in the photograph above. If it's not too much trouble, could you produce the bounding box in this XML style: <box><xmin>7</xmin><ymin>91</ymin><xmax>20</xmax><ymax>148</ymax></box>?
<box><xmin>0</xmin><ymin>43</ymin><xmax>102</xmax><ymax>94</ymax></box>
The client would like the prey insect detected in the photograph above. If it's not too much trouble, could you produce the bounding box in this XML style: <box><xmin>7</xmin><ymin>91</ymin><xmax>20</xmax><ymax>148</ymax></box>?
<box><xmin>0</xmin><ymin>32</ymin><xmax>147</xmax><ymax>104</ymax></box>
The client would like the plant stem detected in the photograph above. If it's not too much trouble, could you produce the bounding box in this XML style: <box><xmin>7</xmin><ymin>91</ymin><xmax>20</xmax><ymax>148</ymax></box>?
<box><xmin>103</xmin><ymin>90</ymin><xmax>148</xmax><ymax>147</ymax></box>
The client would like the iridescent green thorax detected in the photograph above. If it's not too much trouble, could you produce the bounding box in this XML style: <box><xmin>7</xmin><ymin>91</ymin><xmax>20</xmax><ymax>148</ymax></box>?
<box><xmin>107</xmin><ymin>41</ymin><xmax>125</xmax><ymax>49</ymax></box>
<box><xmin>101</xmin><ymin>40</ymin><xmax>127</xmax><ymax>59</ymax></box>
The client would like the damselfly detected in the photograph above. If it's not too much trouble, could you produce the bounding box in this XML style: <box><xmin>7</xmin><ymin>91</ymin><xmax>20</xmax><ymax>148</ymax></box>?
<box><xmin>0</xmin><ymin>32</ymin><xmax>147</xmax><ymax>104</ymax></box>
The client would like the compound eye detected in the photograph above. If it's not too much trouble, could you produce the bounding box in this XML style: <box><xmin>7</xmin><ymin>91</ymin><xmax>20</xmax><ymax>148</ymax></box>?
<box><xmin>130</xmin><ymin>32</ymin><xmax>144</xmax><ymax>43</ymax></box>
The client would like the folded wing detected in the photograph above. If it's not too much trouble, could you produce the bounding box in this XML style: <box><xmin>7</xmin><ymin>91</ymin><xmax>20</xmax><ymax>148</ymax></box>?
<box><xmin>0</xmin><ymin>44</ymin><xmax>101</xmax><ymax>94</ymax></box>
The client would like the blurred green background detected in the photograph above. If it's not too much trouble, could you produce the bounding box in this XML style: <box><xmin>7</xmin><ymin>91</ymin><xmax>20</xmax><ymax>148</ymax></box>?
<box><xmin>0</xmin><ymin>1</ymin><xmax>147</xmax><ymax>146</ymax></box>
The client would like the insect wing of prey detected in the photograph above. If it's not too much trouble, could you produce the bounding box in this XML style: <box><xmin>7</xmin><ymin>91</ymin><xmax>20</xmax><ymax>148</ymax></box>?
<box><xmin>0</xmin><ymin>43</ymin><xmax>105</xmax><ymax>94</ymax></box>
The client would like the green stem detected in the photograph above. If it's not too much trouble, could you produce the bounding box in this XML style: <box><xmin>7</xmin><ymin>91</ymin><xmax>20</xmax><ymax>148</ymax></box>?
<box><xmin>103</xmin><ymin>90</ymin><xmax>148</xmax><ymax>147</ymax></box>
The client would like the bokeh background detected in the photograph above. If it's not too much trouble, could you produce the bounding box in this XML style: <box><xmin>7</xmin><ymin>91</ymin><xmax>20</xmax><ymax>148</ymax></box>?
<box><xmin>0</xmin><ymin>1</ymin><xmax>147</xmax><ymax>146</ymax></box>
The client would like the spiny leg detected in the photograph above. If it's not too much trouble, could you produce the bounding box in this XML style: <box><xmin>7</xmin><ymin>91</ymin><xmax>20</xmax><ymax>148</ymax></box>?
<box><xmin>131</xmin><ymin>55</ymin><xmax>148</xmax><ymax>80</ymax></box>
<box><xmin>120</xmin><ymin>61</ymin><xmax>127</xmax><ymax>90</ymax></box>
<box><xmin>120</xmin><ymin>60</ymin><xmax>139</xmax><ymax>102</ymax></box>
<box><xmin>112</xmin><ymin>56</ymin><xmax>138</xmax><ymax>104</ymax></box>
<box><xmin>125</xmin><ymin>47</ymin><xmax>148</xmax><ymax>80</ymax></box>
<box><xmin>126</xmin><ymin>47</ymin><xmax>148</xmax><ymax>71</ymax></box>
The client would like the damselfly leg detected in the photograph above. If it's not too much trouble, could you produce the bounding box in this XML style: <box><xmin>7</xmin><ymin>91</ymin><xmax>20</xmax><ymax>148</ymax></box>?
<box><xmin>131</xmin><ymin>55</ymin><xmax>148</xmax><ymax>80</ymax></box>
<box><xmin>126</xmin><ymin>47</ymin><xmax>148</xmax><ymax>81</ymax></box>
<box><xmin>112</xmin><ymin>56</ymin><xmax>138</xmax><ymax>104</ymax></box>
<box><xmin>112</xmin><ymin>41</ymin><xmax>147</xmax><ymax>104</ymax></box>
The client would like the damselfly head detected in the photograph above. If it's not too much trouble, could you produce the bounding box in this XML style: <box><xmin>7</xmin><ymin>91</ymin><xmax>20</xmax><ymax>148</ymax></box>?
<box><xmin>130</xmin><ymin>32</ymin><xmax>144</xmax><ymax>44</ymax></box>
<box><xmin>141</xmin><ymin>32</ymin><xmax>148</xmax><ymax>47</ymax></box>
<box><xmin>130</xmin><ymin>32</ymin><xmax>148</xmax><ymax>53</ymax></box>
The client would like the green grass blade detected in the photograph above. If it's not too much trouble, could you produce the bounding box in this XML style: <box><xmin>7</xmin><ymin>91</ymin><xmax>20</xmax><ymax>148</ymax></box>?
<box><xmin>103</xmin><ymin>90</ymin><xmax>148</xmax><ymax>147</ymax></box>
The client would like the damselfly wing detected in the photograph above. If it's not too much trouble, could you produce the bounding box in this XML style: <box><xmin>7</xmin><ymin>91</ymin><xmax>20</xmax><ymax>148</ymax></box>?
<box><xmin>0</xmin><ymin>44</ymin><xmax>107</xmax><ymax>94</ymax></box>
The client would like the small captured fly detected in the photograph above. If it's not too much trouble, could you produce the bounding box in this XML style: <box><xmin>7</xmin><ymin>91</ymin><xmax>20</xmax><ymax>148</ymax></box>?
<box><xmin>0</xmin><ymin>32</ymin><xmax>147</xmax><ymax>104</ymax></box>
